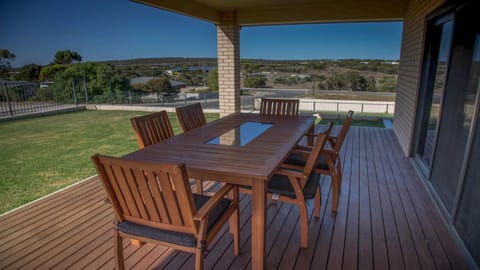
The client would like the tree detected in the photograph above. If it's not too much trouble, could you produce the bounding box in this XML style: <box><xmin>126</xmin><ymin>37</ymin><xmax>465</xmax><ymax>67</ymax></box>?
<box><xmin>146</xmin><ymin>77</ymin><xmax>174</xmax><ymax>93</ymax></box>
<box><xmin>16</xmin><ymin>64</ymin><xmax>41</xmax><ymax>81</ymax></box>
<box><xmin>325</xmin><ymin>72</ymin><xmax>375</xmax><ymax>91</ymax></box>
<box><xmin>53</xmin><ymin>50</ymin><xmax>82</xmax><ymax>65</ymax></box>
<box><xmin>244</xmin><ymin>76</ymin><xmax>267</xmax><ymax>88</ymax></box>
<box><xmin>49</xmin><ymin>62</ymin><xmax>129</xmax><ymax>97</ymax></box>
<box><xmin>39</xmin><ymin>64</ymin><xmax>67</xmax><ymax>81</ymax></box>
<box><xmin>206</xmin><ymin>68</ymin><xmax>218</xmax><ymax>91</ymax></box>
<box><xmin>0</xmin><ymin>49</ymin><xmax>16</xmax><ymax>79</ymax></box>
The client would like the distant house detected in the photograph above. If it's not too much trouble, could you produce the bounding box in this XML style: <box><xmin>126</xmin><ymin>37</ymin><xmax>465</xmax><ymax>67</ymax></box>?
<box><xmin>290</xmin><ymin>74</ymin><xmax>311</xmax><ymax>79</ymax></box>
<box><xmin>383</xmin><ymin>61</ymin><xmax>400</xmax><ymax>65</ymax></box>
<box><xmin>39</xmin><ymin>81</ymin><xmax>53</xmax><ymax>88</ymax></box>
<box><xmin>129</xmin><ymin>76</ymin><xmax>187</xmax><ymax>91</ymax></box>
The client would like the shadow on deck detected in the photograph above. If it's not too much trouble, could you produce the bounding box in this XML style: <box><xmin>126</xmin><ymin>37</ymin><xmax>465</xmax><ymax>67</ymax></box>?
<box><xmin>0</xmin><ymin>127</ymin><xmax>466</xmax><ymax>269</ymax></box>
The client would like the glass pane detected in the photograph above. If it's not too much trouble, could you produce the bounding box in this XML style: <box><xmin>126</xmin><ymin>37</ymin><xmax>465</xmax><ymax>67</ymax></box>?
<box><xmin>430</xmin><ymin>28</ymin><xmax>480</xmax><ymax>211</ymax></box>
<box><xmin>417</xmin><ymin>20</ymin><xmax>454</xmax><ymax>168</ymax></box>
<box><xmin>454</xmin><ymin>34</ymin><xmax>480</xmax><ymax>267</ymax></box>
<box><xmin>207</xmin><ymin>121</ymin><xmax>273</xmax><ymax>147</ymax></box>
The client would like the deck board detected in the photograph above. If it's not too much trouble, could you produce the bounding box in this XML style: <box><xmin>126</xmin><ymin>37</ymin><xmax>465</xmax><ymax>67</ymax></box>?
<box><xmin>0</xmin><ymin>127</ymin><xmax>467</xmax><ymax>270</ymax></box>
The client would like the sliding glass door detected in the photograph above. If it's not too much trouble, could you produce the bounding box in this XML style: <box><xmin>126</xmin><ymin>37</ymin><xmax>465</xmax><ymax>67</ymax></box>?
<box><xmin>414</xmin><ymin>1</ymin><xmax>480</xmax><ymax>267</ymax></box>
<box><xmin>414</xmin><ymin>2</ymin><xmax>479</xmax><ymax>213</ymax></box>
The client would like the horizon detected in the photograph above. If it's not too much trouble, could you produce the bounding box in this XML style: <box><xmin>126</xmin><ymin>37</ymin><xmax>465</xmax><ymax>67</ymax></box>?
<box><xmin>9</xmin><ymin>57</ymin><xmax>401</xmax><ymax>69</ymax></box>
<box><xmin>1</xmin><ymin>0</ymin><xmax>403</xmax><ymax>68</ymax></box>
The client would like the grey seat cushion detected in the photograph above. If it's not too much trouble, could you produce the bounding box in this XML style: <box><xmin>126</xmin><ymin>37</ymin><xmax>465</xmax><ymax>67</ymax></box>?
<box><xmin>267</xmin><ymin>171</ymin><xmax>320</xmax><ymax>199</ymax></box>
<box><xmin>117</xmin><ymin>194</ymin><xmax>231</xmax><ymax>247</ymax></box>
<box><xmin>284</xmin><ymin>152</ymin><xmax>329</xmax><ymax>171</ymax></box>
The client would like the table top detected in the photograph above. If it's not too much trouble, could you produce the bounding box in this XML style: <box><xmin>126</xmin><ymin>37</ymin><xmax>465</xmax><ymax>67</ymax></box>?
<box><xmin>125</xmin><ymin>113</ymin><xmax>314</xmax><ymax>185</ymax></box>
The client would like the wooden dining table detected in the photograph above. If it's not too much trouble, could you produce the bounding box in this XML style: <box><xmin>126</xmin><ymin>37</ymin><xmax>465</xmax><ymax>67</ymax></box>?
<box><xmin>124</xmin><ymin>112</ymin><xmax>314</xmax><ymax>269</ymax></box>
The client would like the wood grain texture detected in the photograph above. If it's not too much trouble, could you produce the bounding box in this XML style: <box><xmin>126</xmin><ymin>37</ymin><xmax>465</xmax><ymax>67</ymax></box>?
<box><xmin>175</xmin><ymin>103</ymin><xmax>207</xmax><ymax>133</ymax></box>
<box><xmin>130</xmin><ymin>111</ymin><xmax>174</xmax><ymax>149</ymax></box>
<box><xmin>260</xmin><ymin>98</ymin><xmax>299</xmax><ymax>117</ymax></box>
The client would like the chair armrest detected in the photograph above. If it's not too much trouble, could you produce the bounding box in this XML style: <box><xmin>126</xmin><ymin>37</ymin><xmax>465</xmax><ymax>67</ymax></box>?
<box><xmin>279</xmin><ymin>163</ymin><xmax>304</xmax><ymax>171</ymax></box>
<box><xmin>295</xmin><ymin>145</ymin><xmax>313</xmax><ymax>151</ymax></box>
<box><xmin>322</xmin><ymin>148</ymin><xmax>339</xmax><ymax>158</ymax></box>
<box><xmin>275</xmin><ymin>168</ymin><xmax>305</xmax><ymax>179</ymax></box>
<box><xmin>194</xmin><ymin>184</ymin><xmax>235</xmax><ymax>222</ymax></box>
<box><xmin>291</xmin><ymin>149</ymin><xmax>311</xmax><ymax>156</ymax></box>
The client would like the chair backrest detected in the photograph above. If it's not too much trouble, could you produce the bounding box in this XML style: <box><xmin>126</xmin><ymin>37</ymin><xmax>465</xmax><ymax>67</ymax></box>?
<box><xmin>92</xmin><ymin>154</ymin><xmax>198</xmax><ymax>235</ymax></box>
<box><xmin>176</xmin><ymin>103</ymin><xmax>207</xmax><ymax>132</ymax></box>
<box><xmin>130</xmin><ymin>111</ymin><xmax>174</xmax><ymax>149</ymax></box>
<box><xmin>260</xmin><ymin>98</ymin><xmax>299</xmax><ymax>117</ymax></box>
<box><xmin>333</xmin><ymin>110</ymin><xmax>354</xmax><ymax>153</ymax></box>
<box><xmin>303</xmin><ymin>122</ymin><xmax>334</xmax><ymax>176</ymax></box>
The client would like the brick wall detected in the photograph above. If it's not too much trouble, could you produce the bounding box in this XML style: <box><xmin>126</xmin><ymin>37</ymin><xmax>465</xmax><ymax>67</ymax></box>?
<box><xmin>217</xmin><ymin>11</ymin><xmax>241</xmax><ymax>117</ymax></box>
<box><xmin>393</xmin><ymin>0</ymin><xmax>445</xmax><ymax>156</ymax></box>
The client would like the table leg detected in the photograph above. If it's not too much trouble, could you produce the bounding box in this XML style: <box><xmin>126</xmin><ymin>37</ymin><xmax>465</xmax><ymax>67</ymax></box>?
<box><xmin>251</xmin><ymin>180</ymin><xmax>266</xmax><ymax>270</ymax></box>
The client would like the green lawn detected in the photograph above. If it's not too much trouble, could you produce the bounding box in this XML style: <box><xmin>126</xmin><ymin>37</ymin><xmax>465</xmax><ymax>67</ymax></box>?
<box><xmin>0</xmin><ymin>110</ymin><xmax>218</xmax><ymax>214</ymax></box>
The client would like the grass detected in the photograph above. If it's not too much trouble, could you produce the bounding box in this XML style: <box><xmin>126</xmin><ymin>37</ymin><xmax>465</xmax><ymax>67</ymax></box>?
<box><xmin>0</xmin><ymin>109</ymin><xmax>382</xmax><ymax>214</ymax></box>
<box><xmin>0</xmin><ymin>110</ymin><xmax>219</xmax><ymax>214</ymax></box>
<box><xmin>317</xmin><ymin>118</ymin><xmax>385</xmax><ymax>128</ymax></box>
<box><xmin>317</xmin><ymin>112</ymin><xmax>388</xmax><ymax>128</ymax></box>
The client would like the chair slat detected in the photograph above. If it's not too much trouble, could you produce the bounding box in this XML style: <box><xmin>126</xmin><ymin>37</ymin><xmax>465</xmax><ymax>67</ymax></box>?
<box><xmin>103</xmin><ymin>164</ymin><xmax>131</xmax><ymax>217</ymax></box>
<box><xmin>157</xmin><ymin>171</ymin><xmax>184</xmax><ymax>226</ymax></box>
<box><xmin>260</xmin><ymin>98</ymin><xmax>299</xmax><ymax>117</ymax></box>
<box><xmin>111</xmin><ymin>165</ymin><xmax>141</xmax><ymax>218</ymax></box>
<box><xmin>124</xmin><ymin>168</ymin><xmax>150</xmax><ymax>220</ymax></box>
<box><xmin>170</xmin><ymin>169</ymin><xmax>197</xmax><ymax>229</ymax></box>
<box><xmin>132</xmin><ymin>169</ymin><xmax>159</xmax><ymax>221</ymax></box>
<box><xmin>146</xmin><ymin>171</ymin><xmax>171</xmax><ymax>224</ymax></box>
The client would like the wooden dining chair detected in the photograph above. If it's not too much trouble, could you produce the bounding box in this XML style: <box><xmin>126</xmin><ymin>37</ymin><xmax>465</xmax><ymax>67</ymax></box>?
<box><xmin>176</xmin><ymin>103</ymin><xmax>207</xmax><ymax>133</ymax></box>
<box><xmin>286</xmin><ymin>110</ymin><xmax>354</xmax><ymax>213</ymax></box>
<box><xmin>130</xmin><ymin>111</ymin><xmax>174</xmax><ymax>149</ymax></box>
<box><xmin>259</xmin><ymin>98</ymin><xmax>300</xmax><ymax>117</ymax></box>
<box><xmin>92</xmin><ymin>154</ymin><xmax>240</xmax><ymax>270</ymax></box>
<box><xmin>240</xmin><ymin>122</ymin><xmax>333</xmax><ymax>249</ymax></box>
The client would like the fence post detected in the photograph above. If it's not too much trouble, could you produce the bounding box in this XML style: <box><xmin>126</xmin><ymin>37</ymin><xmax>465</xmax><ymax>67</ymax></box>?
<box><xmin>3</xmin><ymin>83</ymin><xmax>14</xmax><ymax>116</ymax></box>
<box><xmin>83</xmin><ymin>77</ymin><xmax>88</xmax><ymax>104</ymax></box>
<box><xmin>386</xmin><ymin>104</ymin><xmax>389</xmax><ymax>114</ymax></box>
<box><xmin>313</xmin><ymin>100</ymin><xmax>316</xmax><ymax>112</ymax></box>
<box><xmin>71</xmin><ymin>80</ymin><xmax>78</xmax><ymax>106</ymax></box>
<box><xmin>361</xmin><ymin>103</ymin><xmax>364</xmax><ymax>113</ymax></box>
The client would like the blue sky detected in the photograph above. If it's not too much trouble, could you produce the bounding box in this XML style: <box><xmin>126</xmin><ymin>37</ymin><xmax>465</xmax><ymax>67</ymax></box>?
<box><xmin>1</xmin><ymin>0</ymin><xmax>403</xmax><ymax>67</ymax></box>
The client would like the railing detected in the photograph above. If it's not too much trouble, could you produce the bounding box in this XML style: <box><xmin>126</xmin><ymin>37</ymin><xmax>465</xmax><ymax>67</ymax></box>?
<box><xmin>1</xmin><ymin>81</ymin><xmax>393</xmax><ymax>119</ymax></box>
<box><xmin>1</xmin><ymin>82</ymin><xmax>79</xmax><ymax>117</ymax></box>
<box><xmin>297</xmin><ymin>99</ymin><xmax>394</xmax><ymax>114</ymax></box>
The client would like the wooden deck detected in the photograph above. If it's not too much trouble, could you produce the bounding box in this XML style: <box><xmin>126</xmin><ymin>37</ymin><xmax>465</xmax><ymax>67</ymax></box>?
<box><xmin>0</xmin><ymin>127</ymin><xmax>466</xmax><ymax>269</ymax></box>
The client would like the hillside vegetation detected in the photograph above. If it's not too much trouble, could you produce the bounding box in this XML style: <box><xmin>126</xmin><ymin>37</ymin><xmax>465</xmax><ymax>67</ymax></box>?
<box><xmin>102</xmin><ymin>58</ymin><xmax>399</xmax><ymax>92</ymax></box>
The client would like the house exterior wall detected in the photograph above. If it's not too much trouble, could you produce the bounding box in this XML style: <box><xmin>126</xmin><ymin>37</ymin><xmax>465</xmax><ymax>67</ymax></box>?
<box><xmin>217</xmin><ymin>11</ymin><xmax>241</xmax><ymax>117</ymax></box>
<box><xmin>393</xmin><ymin>0</ymin><xmax>445</xmax><ymax>156</ymax></box>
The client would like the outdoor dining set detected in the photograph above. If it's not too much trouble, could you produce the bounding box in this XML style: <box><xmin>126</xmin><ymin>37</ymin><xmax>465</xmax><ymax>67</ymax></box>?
<box><xmin>91</xmin><ymin>98</ymin><xmax>353</xmax><ymax>270</ymax></box>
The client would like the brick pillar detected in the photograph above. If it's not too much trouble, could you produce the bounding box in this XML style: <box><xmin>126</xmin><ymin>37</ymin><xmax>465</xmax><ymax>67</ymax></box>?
<box><xmin>217</xmin><ymin>11</ymin><xmax>240</xmax><ymax>117</ymax></box>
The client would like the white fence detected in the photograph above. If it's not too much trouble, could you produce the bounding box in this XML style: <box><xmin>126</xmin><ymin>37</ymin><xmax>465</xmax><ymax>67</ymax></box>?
<box><xmin>254</xmin><ymin>98</ymin><xmax>394</xmax><ymax>114</ymax></box>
